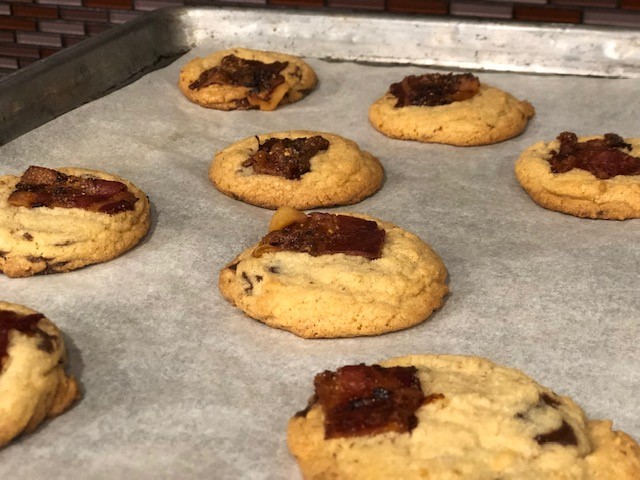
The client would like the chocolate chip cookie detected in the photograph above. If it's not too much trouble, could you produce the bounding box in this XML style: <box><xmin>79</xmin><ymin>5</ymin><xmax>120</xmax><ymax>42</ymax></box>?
<box><xmin>209</xmin><ymin>131</ymin><xmax>384</xmax><ymax>209</ymax></box>
<box><xmin>0</xmin><ymin>166</ymin><xmax>151</xmax><ymax>277</ymax></box>
<box><xmin>0</xmin><ymin>301</ymin><xmax>79</xmax><ymax>448</ymax></box>
<box><xmin>288</xmin><ymin>354</ymin><xmax>640</xmax><ymax>479</ymax></box>
<box><xmin>515</xmin><ymin>132</ymin><xmax>640</xmax><ymax>220</ymax></box>
<box><xmin>178</xmin><ymin>47</ymin><xmax>317</xmax><ymax>111</ymax></box>
<box><xmin>369</xmin><ymin>72</ymin><xmax>535</xmax><ymax>146</ymax></box>
<box><xmin>218</xmin><ymin>208</ymin><xmax>448</xmax><ymax>338</ymax></box>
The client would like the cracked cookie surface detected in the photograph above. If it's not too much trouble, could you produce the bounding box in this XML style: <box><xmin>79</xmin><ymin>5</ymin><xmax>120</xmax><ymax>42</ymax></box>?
<box><xmin>209</xmin><ymin>131</ymin><xmax>384</xmax><ymax>209</ymax></box>
<box><xmin>218</xmin><ymin>213</ymin><xmax>448</xmax><ymax>338</ymax></box>
<box><xmin>515</xmin><ymin>135</ymin><xmax>640</xmax><ymax>220</ymax></box>
<box><xmin>178</xmin><ymin>47</ymin><xmax>317</xmax><ymax>111</ymax></box>
<box><xmin>369</xmin><ymin>83</ymin><xmax>535</xmax><ymax>146</ymax></box>
<box><xmin>0</xmin><ymin>167</ymin><xmax>150</xmax><ymax>277</ymax></box>
<box><xmin>0</xmin><ymin>301</ymin><xmax>79</xmax><ymax>448</ymax></box>
<box><xmin>288</xmin><ymin>354</ymin><xmax>640</xmax><ymax>479</ymax></box>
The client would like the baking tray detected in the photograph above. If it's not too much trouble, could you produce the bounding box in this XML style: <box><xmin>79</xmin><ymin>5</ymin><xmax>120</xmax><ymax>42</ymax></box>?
<box><xmin>1</xmin><ymin>6</ymin><xmax>639</xmax><ymax>146</ymax></box>
<box><xmin>1</xmin><ymin>6</ymin><xmax>639</xmax><ymax>479</ymax></box>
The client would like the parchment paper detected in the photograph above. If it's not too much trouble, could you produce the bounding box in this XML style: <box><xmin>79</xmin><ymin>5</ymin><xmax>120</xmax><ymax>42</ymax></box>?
<box><xmin>1</xmin><ymin>36</ymin><xmax>639</xmax><ymax>479</ymax></box>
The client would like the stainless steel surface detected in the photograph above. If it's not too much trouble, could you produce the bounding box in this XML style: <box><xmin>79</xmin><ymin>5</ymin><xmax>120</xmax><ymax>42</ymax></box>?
<box><xmin>1</xmin><ymin>6</ymin><xmax>639</xmax><ymax>146</ymax></box>
<box><xmin>0</xmin><ymin>7</ymin><xmax>639</xmax><ymax>479</ymax></box>
<box><xmin>178</xmin><ymin>8</ymin><xmax>640</xmax><ymax>77</ymax></box>
<box><xmin>0</xmin><ymin>8</ymin><xmax>190</xmax><ymax>147</ymax></box>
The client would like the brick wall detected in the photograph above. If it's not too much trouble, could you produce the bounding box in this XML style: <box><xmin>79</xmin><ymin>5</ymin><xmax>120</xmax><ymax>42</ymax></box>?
<box><xmin>0</xmin><ymin>0</ymin><xmax>639</xmax><ymax>76</ymax></box>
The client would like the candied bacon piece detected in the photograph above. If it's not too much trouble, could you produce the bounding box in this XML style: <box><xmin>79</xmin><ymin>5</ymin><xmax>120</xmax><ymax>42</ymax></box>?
<box><xmin>313</xmin><ymin>364</ymin><xmax>425</xmax><ymax>439</ymax></box>
<box><xmin>390</xmin><ymin>73</ymin><xmax>480</xmax><ymax>108</ymax></box>
<box><xmin>242</xmin><ymin>136</ymin><xmax>330</xmax><ymax>180</ymax></box>
<box><xmin>188</xmin><ymin>54</ymin><xmax>288</xmax><ymax>92</ymax></box>
<box><xmin>7</xmin><ymin>166</ymin><xmax>137</xmax><ymax>214</ymax></box>
<box><xmin>0</xmin><ymin>309</ymin><xmax>54</xmax><ymax>369</ymax></box>
<box><xmin>548</xmin><ymin>132</ymin><xmax>639</xmax><ymax>179</ymax></box>
<box><xmin>256</xmin><ymin>212</ymin><xmax>385</xmax><ymax>259</ymax></box>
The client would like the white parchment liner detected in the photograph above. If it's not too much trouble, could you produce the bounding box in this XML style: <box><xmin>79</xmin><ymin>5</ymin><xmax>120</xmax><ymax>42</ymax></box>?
<box><xmin>0</xmin><ymin>37</ymin><xmax>639</xmax><ymax>478</ymax></box>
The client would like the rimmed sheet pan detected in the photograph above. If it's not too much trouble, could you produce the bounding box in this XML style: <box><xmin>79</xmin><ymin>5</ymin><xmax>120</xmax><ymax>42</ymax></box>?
<box><xmin>0</xmin><ymin>7</ymin><xmax>639</xmax><ymax>478</ymax></box>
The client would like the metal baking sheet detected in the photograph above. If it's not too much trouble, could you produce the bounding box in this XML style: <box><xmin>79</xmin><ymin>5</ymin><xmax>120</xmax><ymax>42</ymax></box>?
<box><xmin>1</xmin><ymin>6</ymin><xmax>639</xmax><ymax>146</ymax></box>
<box><xmin>1</xmin><ymin>7</ymin><xmax>639</xmax><ymax>479</ymax></box>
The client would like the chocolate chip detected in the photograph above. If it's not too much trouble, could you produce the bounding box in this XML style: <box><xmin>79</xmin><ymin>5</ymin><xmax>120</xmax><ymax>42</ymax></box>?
<box><xmin>540</xmin><ymin>393</ymin><xmax>560</xmax><ymax>408</ymax></box>
<box><xmin>54</xmin><ymin>240</ymin><xmax>75</xmax><ymax>247</ymax></box>
<box><xmin>242</xmin><ymin>272</ymin><xmax>253</xmax><ymax>294</ymax></box>
<box><xmin>228</xmin><ymin>262</ymin><xmax>239</xmax><ymax>272</ymax></box>
<box><xmin>23</xmin><ymin>232</ymin><xmax>33</xmax><ymax>241</ymax></box>
<box><xmin>235</xmin><ymin>98</ymin><xmax>251</xmax><ymax>109</ymax></box>
<box><xmin>269</xmin><ymin>266</ymin><xmax>280</xmax><ymax>274</ymax></box>
<box><xmin>0</xmin><ymin>310</ymin><xmax>53</xmax><ymax>368</ymax></box>
<box><xmin>36</xmin><ymin>331</ymin><xmax>55</xmax><ymax>353</ymax></box>
<box><xmin>535</xmin><ymin>420</ymin><xmax>578</xmax><ymax>446</ymax></box>
<box><xmin>42</xmin><ymin>261</ymin><xmax>69</xmax><ymax>275</ymax></box>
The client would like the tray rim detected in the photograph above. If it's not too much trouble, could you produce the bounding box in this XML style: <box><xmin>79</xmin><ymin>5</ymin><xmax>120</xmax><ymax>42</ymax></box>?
<box><xmin>0</xmin><ymin>5</ymin><xmax>638</xmax><ymax>147</ymax></box>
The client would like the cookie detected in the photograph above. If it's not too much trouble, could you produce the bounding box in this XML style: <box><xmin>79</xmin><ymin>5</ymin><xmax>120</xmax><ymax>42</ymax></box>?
<box><xmin>369</xmin><ymin>72</ymin><xmax>535</xmax><ymax>146</ymax></box>
<box><xmin>288</xmin><ymin>354</ymin><xmax>640</xmax><ymax>479</ymax></box>
<box><xmin>0</xmin><ymin>301</ymin><xmax>79</xmax><ymax>447</ymax></box>
<box><xmin>178</xmin><ymin>47</ymin><xmax>317</xmax><ymax>111</ymax></box>
<box><xmin>0</xmin><ymin>166</ymin><xmax>151</xmax><ymax>277</ymax></box>
<box><xmin>218</xmin><ymin>208</ymin><xmax>448</xmax><ymax>338</ymax></box>
<box><xmin>515</xmin><ymin>132</ymin><xmax>640</xmax><ymax>220</ymax></box>
<box><xmin>209</xmin><ymin>131</ymin><xmax>384</xmax><ymax>209</ymax></box>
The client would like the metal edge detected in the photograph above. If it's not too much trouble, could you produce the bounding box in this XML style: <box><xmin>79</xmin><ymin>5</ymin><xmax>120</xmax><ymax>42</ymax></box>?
<box><xmin>0</xmin><ymin>7</ymin><xmax>194</xmax><ymax>146</ymax></box>
<box><xmin>187</xmin><ymin>8</ymin><xmax>639</xmax><ymax>77</ymax></box>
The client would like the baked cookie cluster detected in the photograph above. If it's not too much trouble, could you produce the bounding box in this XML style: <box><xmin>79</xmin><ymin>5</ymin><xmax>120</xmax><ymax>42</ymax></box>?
<box><xmin>181</xmin><ymin>49</ymin><xmax>451</xmax><ymax>337</ymax></box>
<box><xmin>0</xmin><ymin>165</ymin><xmax>149</xmax><ymax>443</ymax></box>
<box><xmin>177</xmin><ymin>47</ymin><xmax>638</xmax><ymax>477</ymax></box>
<box><xmin>3</xmin><ymin>44</ymin><xmax>639</xmax><ymax>477</ymax></box>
